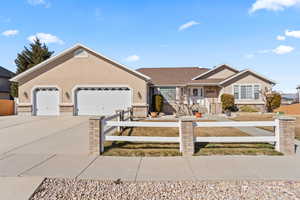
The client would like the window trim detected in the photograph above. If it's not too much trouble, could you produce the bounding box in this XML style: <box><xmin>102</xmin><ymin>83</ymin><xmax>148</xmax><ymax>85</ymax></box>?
<box><xmin>190</xmin><ymin>87</ymin><xmax>204</xmax><ymax>98</ymax></box>
<box><xmin>157</xmin><ymin>86</ymin><xmax>177</xmax><ymax>103</ymax></box>
<box><xmin>232</xmin><ymin>84</ymin><xmax>261</xmax><ymax>100</ymax></box>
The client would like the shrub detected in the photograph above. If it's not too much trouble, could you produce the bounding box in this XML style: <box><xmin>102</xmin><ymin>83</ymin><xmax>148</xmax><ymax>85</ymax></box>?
<box><xmin>265</xmin><ymin>93</ymin><xmax>281</xmax><ymax>112</ymax></box>
<box><xmin>239</xmin><ymin>105</ymin><xmax>258</xmax><ymax>112</ymax></box>
<box><xmin>152</xmin><ymin>94</ymin><xmax>163</xmax><ymax>113</ymax></box>
<box><xmin>221</xmin><ymin>93</ymin><xmax>235</xmax><ymax>112</ymax></box>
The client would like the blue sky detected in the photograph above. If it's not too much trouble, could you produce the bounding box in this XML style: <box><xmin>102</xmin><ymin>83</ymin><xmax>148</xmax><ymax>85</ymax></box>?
<box><xmin>1</xmin><ymin>0</ymin><xmax>300</xmax><ymax>92</ymax></box>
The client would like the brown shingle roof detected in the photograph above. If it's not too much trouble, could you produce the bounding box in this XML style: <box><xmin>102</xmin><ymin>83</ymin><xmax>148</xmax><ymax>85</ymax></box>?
<box><xmin>137</xmin><ymin>67</ymin><xmax>210</xmax><ymax>85</ymax></box>
<box><xmin>189</xmin><ymin>78</ymin><xmax>225</xmax><ymax>84</ymax></box>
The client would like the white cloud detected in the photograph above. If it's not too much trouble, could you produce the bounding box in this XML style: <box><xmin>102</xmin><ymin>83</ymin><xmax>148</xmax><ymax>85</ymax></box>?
<box><xmin>276</xmin><ymin>35</ymin><xmax>286</xmax><ymax>40</ymax></box>
<box><xmin>272</xmin><ymin>45</ymin><xmax>294</xmax><ymax>54</ymax></box>
<box><xmin>285</xmin><ymin>29</ymin><xmax>300</xmax><ymax>38</ymax></box>
<box><xmin>178</xmin><ymin>21</ymin><xmax>199</xmax><ymax>31</ymax></box>
<box><xmin>249</xmin><ymin>0</ymin><xmax>300</xmax><ymax>13</ymax></box>
<box><xmin>27</xmin><ymin>0</ymin><xmax>50</xmax><ymax>8</ymax></box>
<box><xmin>27</xmin><ymin>33</ymin><xmax>64</xmax><ymax>44</ymax></box>
<box><xmin>2</xmin><ymin>29</ymin><xmax>19</xmax><ymax>36</ymax></box>
<box><xmin>125</xmin><ymin>55</ymin><xmax>140</xmax><ymax>62</ymax></box>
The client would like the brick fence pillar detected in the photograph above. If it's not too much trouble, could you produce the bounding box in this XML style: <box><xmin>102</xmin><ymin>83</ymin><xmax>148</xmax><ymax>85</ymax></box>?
<box><xmin>179</xmin><ymin>119</ymin><xmax>195</xmax><ymax>156</ymax></box>
<box><xmin>89</xmin><ymin>116</ymin><xmax>105</xmax><ymax>155</ymax></box>
<box><xmin>275</xmin><ymin>116</ymin><xmax>296</xmax><ymax>155</ymax></box>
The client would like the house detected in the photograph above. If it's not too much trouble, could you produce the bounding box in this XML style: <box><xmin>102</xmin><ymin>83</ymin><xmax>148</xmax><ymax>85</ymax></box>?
<box><xmin>10</xmin><ymin>43</ymin><xmax>275</xmax><ymax>117</ymax></box>
<box><xmin>297</xmin><ymin>85</ymin><xmax>300</xmax><ymax>103</ymax></box>
<box><xmin>0</xmin><ymin>66</ymin><xmax>14</xmax><ymax>99</ymax></box>
<box><xmin>280</xmin><ymin>93</ymin><xmax>298</xmax><ymax>105</ymax></box>
<box><xmin>137</xmin><ymin>64</ymin><xmax>276</xmax><ymax>114</ymax></box>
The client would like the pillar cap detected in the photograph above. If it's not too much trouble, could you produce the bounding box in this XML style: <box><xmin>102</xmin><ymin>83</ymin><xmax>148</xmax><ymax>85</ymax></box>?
<box><xmin>277</xmin><ymin>116</ymin><xmax>296</xmax><ymax>121</ymax></box>
<box><xmin>89</xmin><ymin>116</ymin><xmax>105</xmax><ymax>120</ymax></box>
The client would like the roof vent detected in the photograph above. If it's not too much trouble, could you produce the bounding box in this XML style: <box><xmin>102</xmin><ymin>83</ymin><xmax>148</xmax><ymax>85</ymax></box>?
<box><xmin>74</xmin><ymin>48</ymin><xmax>88</xmax><ymax>58</ymax></box>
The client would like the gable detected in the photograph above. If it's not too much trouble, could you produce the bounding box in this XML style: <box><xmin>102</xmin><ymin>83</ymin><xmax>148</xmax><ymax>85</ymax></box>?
<box><xmin>220</xmin><ymin>71</ymin><xmax>274</xmax><ymax>87</ymax></box>
<box><xmin>11</xmin><ymin>44</ymin><xmax>150</xmax><ymax>83</ymax></box>
<box><xmin>18</xmin><ymin>47</ymin><xmax>148</xmax><ymax>86</ymax></box>
<box><xmin>192</xmin><ymin>64</ymin><xmax>238</xmax><ymax>80</ymax></box>
<box><xmin>206</xmin><ymin>68</ymin><xmax>237</xmax><ymax>79</ymax></box>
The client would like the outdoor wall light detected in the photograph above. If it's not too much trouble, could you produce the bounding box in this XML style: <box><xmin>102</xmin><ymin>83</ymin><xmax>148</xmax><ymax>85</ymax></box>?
<box><xmin>65</xmin><ymin>92</ymin><xmax>70</xmax><ymax>99</ymax></box>
<box><xmin>24</xmin><ymin>92</ymin><xmax>28</xmax><ymax>98</ymax></box>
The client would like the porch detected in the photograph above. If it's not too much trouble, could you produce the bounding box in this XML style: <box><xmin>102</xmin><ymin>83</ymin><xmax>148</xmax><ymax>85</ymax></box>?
<box><xmin>149</xmin><ymin>85</ymin><xmax>222</xmax><ymax>115</ymax></box>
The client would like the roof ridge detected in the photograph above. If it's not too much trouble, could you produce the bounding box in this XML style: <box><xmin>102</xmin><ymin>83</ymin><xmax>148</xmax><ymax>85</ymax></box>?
<box><xmin>137</xmin><ymin>67</ymin><xmax>209</xmax><ymax>70</ymax></box>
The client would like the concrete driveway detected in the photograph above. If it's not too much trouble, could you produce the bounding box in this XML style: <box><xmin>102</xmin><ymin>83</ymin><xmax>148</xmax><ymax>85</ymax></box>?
<box><xmin>0</xmin><ymin>115</ymin><xmax>89</xmax><ymax>155</ymax></box>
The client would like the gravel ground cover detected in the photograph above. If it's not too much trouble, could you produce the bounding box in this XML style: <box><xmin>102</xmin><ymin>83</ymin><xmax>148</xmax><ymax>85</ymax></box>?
<box><xmin>31</xmin><ymin>178</ymin><xmax>300</xmax><ymax>200</ymax></box>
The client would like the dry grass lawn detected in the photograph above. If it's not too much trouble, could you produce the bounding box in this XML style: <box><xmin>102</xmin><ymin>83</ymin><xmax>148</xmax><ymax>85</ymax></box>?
<box><xmin>232</xmin><ymin>113</ymin><xmax>300</xmax><ymax>140</ymax></box>
<box><xmin>275</xmin><ymin>103</ymin><xmax>300</xmax><ymax>115</ymax></box>
<box><xmin>103</xmin><ymin>120</ymin><xmax>281</xmax><ymax>156</ymax></box>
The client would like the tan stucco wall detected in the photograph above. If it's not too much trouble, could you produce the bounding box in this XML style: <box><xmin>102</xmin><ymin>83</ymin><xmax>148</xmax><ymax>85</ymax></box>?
<box><xmin>207</xmin><ymin>68</ymin><xmax>236</xmax><ymax>79</ymax></box>
<box><xmin>18</xmin><ymin>48</ymin><xmax>148</xmax><ymax>108</ymax></box>
<box><xmin>221</xmin><ymin>73</ymin><xmax>273</xmax><ymax>104</ymax></box>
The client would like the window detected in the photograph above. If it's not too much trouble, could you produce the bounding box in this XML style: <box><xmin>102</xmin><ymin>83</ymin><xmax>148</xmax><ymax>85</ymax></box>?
<box><xmin>192</xmin><ymin>89</ymin><xmax>198</xmax><ymax>97</ymax></box>
<box><xmin>240</xmin><ymin>85</ymin><xmax>253</xmax><ymax>99</ymax></box>
<box><xmin>234</xmin><ymin>85</ymin><xmax>239</xmax><ymax>99</ymax></box>
<box><xmin>159</xmin><ymin>87</ymin><xmax>176</xmax><ymax>102</ymax></box>
<box><xmin>234</xmin><ymin>84</ymin><xmax>260</xmax><ymax>100</ymax></box>
<box><xmin>254</xmin><ymin>85</ymin><xmax>260</xmax><ymax>99</ymax></box>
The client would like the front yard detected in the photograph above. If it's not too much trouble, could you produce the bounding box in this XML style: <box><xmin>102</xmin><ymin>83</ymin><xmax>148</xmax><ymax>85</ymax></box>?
<box><xmin>103</xmin><ymin>120</ymin><xmax>281</xmax><ymax>156</ymax></box>
<box><xmin>232</xmin><ymin>113</ymin><xmax>300</xmax><ymax>140</ymax></box>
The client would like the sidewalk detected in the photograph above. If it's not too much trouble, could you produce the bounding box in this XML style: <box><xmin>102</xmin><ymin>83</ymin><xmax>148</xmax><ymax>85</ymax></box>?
<box><xmin>1</xmin><ymin>154</ymin><xmax>300</xmax><ymax>181</ymax></box>
<box><xmin>0</xmin><ymin>176</ymin><xmax>44</xmax><ymax>200</ymax></box>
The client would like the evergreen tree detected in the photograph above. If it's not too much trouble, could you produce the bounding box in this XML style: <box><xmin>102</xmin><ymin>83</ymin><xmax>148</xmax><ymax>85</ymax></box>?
<box><xmin>11</xmin><ymin>38</ymin><xmax>54</xmax><ymax>97</ymax></box>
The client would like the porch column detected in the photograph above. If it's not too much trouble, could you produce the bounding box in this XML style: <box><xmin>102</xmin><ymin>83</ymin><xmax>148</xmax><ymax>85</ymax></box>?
<box><xmin>176</xmin><ymin>87</ymin><xmax>181</xmax><ymax>102</ymax></box>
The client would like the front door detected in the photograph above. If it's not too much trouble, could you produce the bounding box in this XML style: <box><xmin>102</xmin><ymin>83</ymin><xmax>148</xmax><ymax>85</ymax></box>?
<box><xmin>190</xmin><ymin>87</ymin><xmax>205</xmax><ymax>105</ymax></box>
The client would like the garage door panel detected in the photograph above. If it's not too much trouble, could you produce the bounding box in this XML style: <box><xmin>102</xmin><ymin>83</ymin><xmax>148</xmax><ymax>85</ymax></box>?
<box><xmin>76</xmin><ymin>88</ymin><xmax>131</xmax><ymax>116</ymax></box>
<box><xmin>35</xmin><ymin>89</ymin><xmax>59</xmax><ymax>116</ymax></box>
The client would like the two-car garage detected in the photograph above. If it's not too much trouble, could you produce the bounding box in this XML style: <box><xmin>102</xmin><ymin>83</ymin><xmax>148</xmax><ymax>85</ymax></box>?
<box><xmin>12</xmin><ymin>44</ymin><xmax>150</xmax><ymax>117</ymax></box>
<box><xmin>33</xmin><ymin>87</ymin><xmax>132</xmax><ymax>116</ymax></box>
<box><xmin>75</xmin><ymin>87</ymin><xmax>132</xmax><ymax>116</ymax></box>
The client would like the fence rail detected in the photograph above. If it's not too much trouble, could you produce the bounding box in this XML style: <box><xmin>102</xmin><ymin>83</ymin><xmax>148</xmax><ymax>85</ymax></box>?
<box><xmin>105</xmin><ymin>136</ymin><xmax>179</xmax><ymax>142</ymax></box>
<box><xmin>105</xmin><ymin>121</ymin><xmax>179</xmax><ymax>128</ymax></box>
<box><xmin>195</xmin><ymin>136</ymin><xmax>276</xmax><ymax>143</ymax></box>
<box><xmin>194</xmin><ymin>121</ymin><xmax>276</xmax><ymax>127</ymax></box>
<box><xmin>89</xmin><ymin>114</ymin><xmax>296</xmax><ymax>156</ymax></box>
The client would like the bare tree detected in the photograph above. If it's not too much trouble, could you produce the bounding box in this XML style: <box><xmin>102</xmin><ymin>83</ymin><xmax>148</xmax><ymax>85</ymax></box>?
<box><xmin>260</xmin><ymin>87</ymin><xmax>281</xmax><ymax>112</ymax></box>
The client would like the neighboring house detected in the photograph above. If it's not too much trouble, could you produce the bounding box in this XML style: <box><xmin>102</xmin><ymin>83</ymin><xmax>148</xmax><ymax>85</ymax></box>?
<box><xmin>297</xmin><ymin>85</ymin><xmax>300</xmax><ymax>103</ymax></box>
<box><xmin>137</xmin><ymin>64</ymin><xmax>276</xmax><ymax>114</ymax></box>
<box><xmin>0</xmin><ymin>66</ymin><xmax>14</xmax><ymax>99</ymax></box>
<box><xmin>10</xmin><ymin>43</ymin><xmax>276</xmax><ymax>117</ymax></box>
<box><xmin>280</xmin><ymin>93</ymin><xmax>298</xmax><ymax>105</ymax></box>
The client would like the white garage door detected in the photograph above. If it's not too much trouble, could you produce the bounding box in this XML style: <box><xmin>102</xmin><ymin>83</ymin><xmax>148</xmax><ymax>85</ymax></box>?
<box><xmin>76</xmin><ymin>87</ymin><xmax>132</xmax><ymax>116</ymax></box>
<box><xmin>34</xmin><ymin>88</ymin><xmax>59</xmax><ymax>116</ymax></box>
